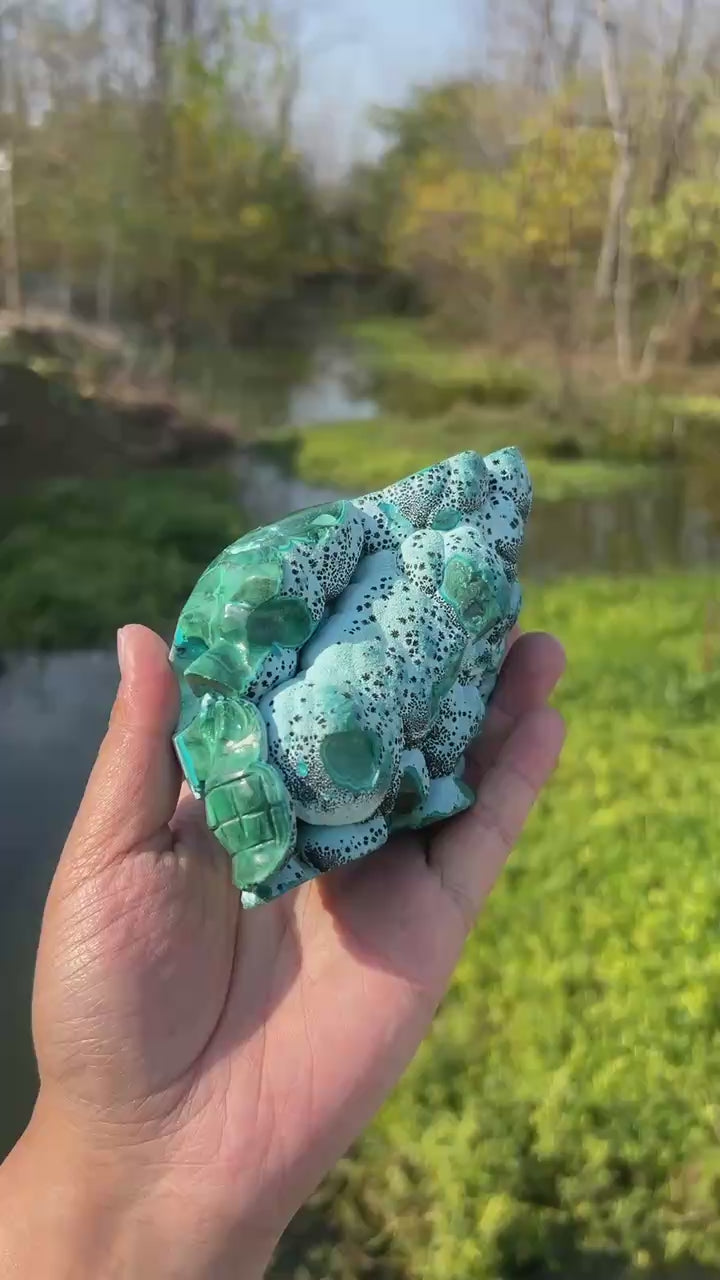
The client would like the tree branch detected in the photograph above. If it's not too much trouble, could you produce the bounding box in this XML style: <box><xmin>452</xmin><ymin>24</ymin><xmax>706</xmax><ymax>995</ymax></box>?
<box><xmin>652</xmin><ymin>0</ymin><xmax>697</xmax><ymax>204</ymax></box>
<box><xmin>594</xmin><ymin>0</ymin><xmax>635</xmax><ymax>375</ymax></box>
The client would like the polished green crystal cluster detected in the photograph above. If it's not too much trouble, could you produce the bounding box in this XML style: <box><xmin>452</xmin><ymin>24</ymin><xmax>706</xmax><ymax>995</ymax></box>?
<box><xmin>170</xmin><ymin>448</ymin><xmax>531</xmax><ymax>907</ymax></box>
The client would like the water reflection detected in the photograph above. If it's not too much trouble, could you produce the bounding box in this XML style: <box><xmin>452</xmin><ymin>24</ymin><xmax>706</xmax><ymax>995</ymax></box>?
<box><xmin>288</xmin><ymin>346</ymin><xmax>377</xmax><ymax>427</ymax></box>
<box><xmin>178</xmin><ymin>340</ymin><xmax>377</xmax><ymax>432</ymax></box>
<box><xmin>239</xmin><ymin>458</ymin><xmax>720</xmax><ymax>579</ymax></box>
<box><xmin>0</xmin><ymin>653</ymin><xmax>118</xmax><ymax>1157</ymax></box>
<box><xmin>525</xmin><ymin>469</ymin><xmax>720</xmax><ymax>578</ymax></box>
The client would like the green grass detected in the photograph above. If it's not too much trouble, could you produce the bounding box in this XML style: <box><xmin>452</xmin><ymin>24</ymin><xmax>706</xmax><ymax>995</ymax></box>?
<box><xmin>660</xmin><ymin>395</ymin><xmax>720</xmax><ymax>425</ymax></box>
<box><xmin>274</xmin><ymin>571</ymin><xmax>720</xmax><ymax>1279</ymax></box>
<box><xmin>264</xmin><ymin>413</ymin><xmax>657</xmax><ymax>503</ymax></box>
<box><xmin>347</xmin><ymin>317</ymin><xmax>720</xmax><ymax>470</ymax></box>
<box><xmin>350</xmin><ymin>317</ymin><xmax>544</xmax><ymax>413</ymax></box>
<box><xmin>0</xmin><ymin>469</ymin><xmax>245</xmax><ymax>650</ymax></box>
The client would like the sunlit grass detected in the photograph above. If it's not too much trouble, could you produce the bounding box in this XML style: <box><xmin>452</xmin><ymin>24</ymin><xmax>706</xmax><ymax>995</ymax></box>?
<box><xmin>268</xmin><ymin>413</ymin><xmax>657</xmax><ymax>503</ymax></box>
<box><xmin>276</xmin><ymin>571</ymin><xmax>720</xmax><ymax>1280</ymax></box>
<box><xmin>348</xmin><ymin>317</ymin><xmax>720</xmax><ymax>469</ymax></box>
<box><xmin>350</xmin><ymin>316</ymin><xmax>544</xmax><ymax>412</ymax></box>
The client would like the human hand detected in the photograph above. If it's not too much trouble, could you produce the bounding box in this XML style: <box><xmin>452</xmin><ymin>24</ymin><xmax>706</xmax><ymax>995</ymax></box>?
<box><xmin>0</xmin><ymin>623</ymin><xmax>565</xmax><ymax>1279</ymax></box>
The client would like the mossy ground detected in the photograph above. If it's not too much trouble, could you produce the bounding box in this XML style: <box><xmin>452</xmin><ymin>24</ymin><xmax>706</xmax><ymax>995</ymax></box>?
<box><xmin>271</xmin><ymin>570</ymin><xmax>720</xmax><ymax>1280</ymax></box>
<box><xmin>263</xmin><ymin>412</ymin><xmax>658</xmax><ymax>503</ymax></box>
<box><xmin>248</xmin><ymin>316</ymin><xmax>719</xmax><ymax>509</ymax></box>
<box><xmin>325</xmin><ymin>317</ymin><xmax>720</xmax><ymax>480</ymax></box>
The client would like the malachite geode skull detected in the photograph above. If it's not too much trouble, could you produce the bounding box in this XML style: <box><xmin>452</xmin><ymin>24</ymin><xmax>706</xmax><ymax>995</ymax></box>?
<box><xmin>170</xmin><ymin>448</ymin><xmax>532</xmax><ymax>908</ymax></box>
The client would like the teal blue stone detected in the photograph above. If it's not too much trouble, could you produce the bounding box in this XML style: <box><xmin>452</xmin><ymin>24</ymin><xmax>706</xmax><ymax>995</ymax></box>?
<box><xmin>173</xmin><ymin>694</ymin><xmax>267</xmax><ymax>798</ymax></box>
<box><xmin>171</xmin><ymin>448</ymin><xmax>531</xmax><ymax>905</ymax></box>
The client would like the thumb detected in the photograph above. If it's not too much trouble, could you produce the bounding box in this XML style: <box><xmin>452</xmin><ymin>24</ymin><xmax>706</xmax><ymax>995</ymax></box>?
<box><xmin>60</xmin><ymin>625</ymin><xmax>181</xmax><ymax>884</ymax></box>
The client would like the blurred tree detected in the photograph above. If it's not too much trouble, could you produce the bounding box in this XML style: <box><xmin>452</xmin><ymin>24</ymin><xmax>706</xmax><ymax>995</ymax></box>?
<box><xmin>594</xmin><ymin>0</ymin><xmax>635</xmax><ymax>376</ymax></box>
<box><xmin>4</xmin><ymin>0</ymin><xmax>720</xmax><ymax>382</ymax></box>
<box><xmin>4</xmin><ymin>0</ymin><xmax>323</xmax><ymax>349</ymax></box>
<box><xmin>634</xmin><ymin>108</ymin><xmax>720</xmax><ymax>375</ymax></box>
<box><xmin>378</xmin><ymin>79</ymin><xmax>613</xmax><ymax>344</ymax></box>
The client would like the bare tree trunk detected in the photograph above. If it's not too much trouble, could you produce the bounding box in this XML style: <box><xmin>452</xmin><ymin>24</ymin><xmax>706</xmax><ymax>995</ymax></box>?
<box><xmin>181</xmin><ymin>0</ymin><xmax>198</xmax><ymax>40</ymax></box>
<box><xmin>94</xmin><ymin>0</ymin><xmax>110</xmax><ymax>99</ymax></box>
<box><xmin>595</xmin><ymin>0</ymin><xmax>635</xmax><ymax>376</ymax></box>
<box><xmin>58</xmin><ymin>252</ymin><xmax>73</xmax><ymax>317</ymax></box>
<box><xmin>10</xmin><ymin>1</ymin><xmax>30</xmax><ymax>125</ymax></box>
<box><xmin>150</xmin><ymin>0</ymin><xmax>169</xmax><ymax>104</ymax></box>
<box><xmin>0</xmin><ymin>8</ymin><xmax>7</xmax><ymax>117</ymax></box>
<box><xmin>612</xmin><ymin>155</ymin><xmax>634</xmax><ymax>377</ymax></box>
<box><xmin>676</xmin><ymin>277</ymin><xmax>705</xmax><ymax>365</ymax></box>
<box><xmin>562</xmin><ymin>0</ymin><xmax>587</xmax><ymax>79</ymax></box>
<box><xmin>0</xmin><ymin>148</ymin><xmax>20</xmax><ymax>311</ymax></box>
<box><xmin>97</xmin><ymin>227</ymin><xmax>117</xmax><ymax>326</ymax></box>
<box><xmin>652</xmin><ymin>0</ymin><xmax>696</xmax><ymax>204</ymax></box>
<box><xmin>277</xmin><ymin>55</ymin><xmax>301</xmax><ymax>147</ymax></box>
<box><xmin>0</xmin><ymin>145</ymin><xmax>19</xmax><ymax>311</ymax></box>
<box><xmin>594</xmin><ymin>157</ymin><xmax>626</xmax><ymax>303</ymax></box>
<box><xmin>538</xmin><ymin>0</ymin><xmax>558</xmax><ymax>91</ymax></box>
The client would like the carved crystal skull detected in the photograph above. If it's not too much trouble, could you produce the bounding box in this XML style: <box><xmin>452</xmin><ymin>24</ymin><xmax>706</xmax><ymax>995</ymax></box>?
<box><xmin>170</xmin><ymin>448</ymin><xmax>532</xmax><ymax>907</ymax></box>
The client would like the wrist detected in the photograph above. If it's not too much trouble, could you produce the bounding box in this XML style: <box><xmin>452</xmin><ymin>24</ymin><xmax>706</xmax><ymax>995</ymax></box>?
<box><xmin>0</xmin><ymin>1097</ymin><xmax>277</xmax><ymax>1279</ymax></box>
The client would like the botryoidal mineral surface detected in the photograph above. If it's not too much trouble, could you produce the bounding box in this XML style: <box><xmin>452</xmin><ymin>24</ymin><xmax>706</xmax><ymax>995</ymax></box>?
<box><xmin>170</xmin><ymin>448</ymin><xmax>531</xmax><ymax>907</ymax></box>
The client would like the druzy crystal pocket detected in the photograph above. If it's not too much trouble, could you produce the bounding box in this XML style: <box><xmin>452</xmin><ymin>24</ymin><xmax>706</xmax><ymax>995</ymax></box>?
<box><xmin>170</xmin><ymin>449</ymin><xmax>531</xmax><ymax>907</ymax></box>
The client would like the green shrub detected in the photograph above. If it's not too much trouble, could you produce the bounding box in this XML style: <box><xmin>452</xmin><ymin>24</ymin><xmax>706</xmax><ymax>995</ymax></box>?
<box><xmin>350</xmin><ymin>318</ymin><xmax>542</xmax><ymax>414</ymax></box>
<box><xmin>348</xmin><ymin>317</ymin><xmax>720</xmax><ymax>469</ymax></box>
<box><xmin>0</xmin><ymin>469</ymin><xmax>244</xmax><ymax>650</ymax></box>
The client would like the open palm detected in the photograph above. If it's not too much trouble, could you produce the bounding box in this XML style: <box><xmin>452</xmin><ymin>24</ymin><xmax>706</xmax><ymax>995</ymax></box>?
<box><xmin>29</xmin><ymin>623</ymin><xmax>564</xmax><ymax>1276</ymax></box>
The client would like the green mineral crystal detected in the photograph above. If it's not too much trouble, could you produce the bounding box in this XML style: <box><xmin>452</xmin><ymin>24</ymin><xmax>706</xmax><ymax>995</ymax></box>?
<box><xmin>170</xmin><ymin>449</ymin><xmax>532</xmax><ymax>907</ymax></box>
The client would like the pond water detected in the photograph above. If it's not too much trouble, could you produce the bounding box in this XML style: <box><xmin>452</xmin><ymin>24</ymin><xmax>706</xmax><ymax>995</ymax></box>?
<box><xmin>1</xmin><ymin>336</ymin><xmax>719</xmax><ymax>1170</ymax></box>
<box><xmin>236</xmin><ymin>452</ymin><xmax>720</xmax><ymax>579</ymax></box>
<box><xmin>230</xmin><ymin>338</ymin><xmax>720</xmax><ymax>578</ymax></box>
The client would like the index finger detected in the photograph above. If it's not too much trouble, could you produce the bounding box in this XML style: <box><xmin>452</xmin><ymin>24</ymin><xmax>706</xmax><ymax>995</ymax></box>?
<box><xmin>466</xmin><ymin>631</ymin><xmax>566</xmax><ymax>786</ymax></box>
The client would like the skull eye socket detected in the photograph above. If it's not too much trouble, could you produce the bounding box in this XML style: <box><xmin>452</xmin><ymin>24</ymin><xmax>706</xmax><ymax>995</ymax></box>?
<box><xmin>320</xmin><ymin>728</ymin><xmax>383</xmax><ymax>794</ymax></box>
<box><xmin>441</xmin><ymin>553</ymin><xmax>508</xmax><ymax>637</ymax></box>
<box><xmin>431</xmin><ymin>507</ymin><xmax>462</xmax><ymax>531</ymax></box>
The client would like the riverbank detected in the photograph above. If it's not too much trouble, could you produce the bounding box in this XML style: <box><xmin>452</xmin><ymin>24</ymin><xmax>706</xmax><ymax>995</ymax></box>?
<box><xmin>248</xmin><ymin>314</ymin><xmax>720</xmax><ymax>527</ymax></box>
<box><xmin>256</xmin><ymin>317</ymin><xmax>720</xmax><ymax>503</ymax></box>
<box><xmin>349</xmin><ymin>317</ymin><xmax>720</xmax><ymax>461</ymax></box>
<box><xmin>271</xmin><ymin>570</ymin><xmax>720</xmax><ymax>1280</ymax></box>
<box><xmin>259</xmin><ymin>412</ymin><xmax>659</xmax><ymax>503</ymax></box>
<box><xmin>2</xmin><ymin>311</ymin><xmax>719</xmax><ymax>652</ymax></box>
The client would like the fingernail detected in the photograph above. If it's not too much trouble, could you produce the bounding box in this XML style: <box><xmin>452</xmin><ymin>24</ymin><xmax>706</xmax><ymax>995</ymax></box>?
<box><xmin>117</xmin><ymin>627</ymin><xmax>129</xmax><ymax>682</ymax></box>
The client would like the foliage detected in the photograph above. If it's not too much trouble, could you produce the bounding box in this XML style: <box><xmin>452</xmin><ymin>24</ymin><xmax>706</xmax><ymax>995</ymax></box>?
<box><xmin>265</xmin><ymin>411</ymin><xmax>657</xmax><ymax>503</ymax></box>
<box><xmin>130</xmin><ymin>54</ymin><xmax>318</xmax><ymax>332</ymax></box>
<box><xmin>633</xmin><ymin>112</ymin><xmax>720</xmax><ymax>297</ymax></box>
<box><xmin>350</xmin><ymin>318</ymin><xmax>542</xmax><ymax>413</ymax></box>
<box><xmin>391</xmin><ymin>108</ymin><xmax>613</xmax><ymax>273</ymax></box>
<box><xmin>373</xmin><ymin>86</ymin><xmax>614</xmax><ymax>334</ymax></box>
<box><xmin>11</xmin><ymin>5</ymin><xmax>321</xmax><ymax>338</ymax></box>
<box><xmin>0</xmin><ymin>470</ymin><xmax>244</xmax><ymax>650</ymax></box>
<box><xmin>8</xmin><ymin>1</ymin><xmax>720</xmax><ymax>378</ymax></box>
<box><xmin>272</xmin><ymin>571</ymin><xmax>720</xmax><ymax>1279</ymax></box>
